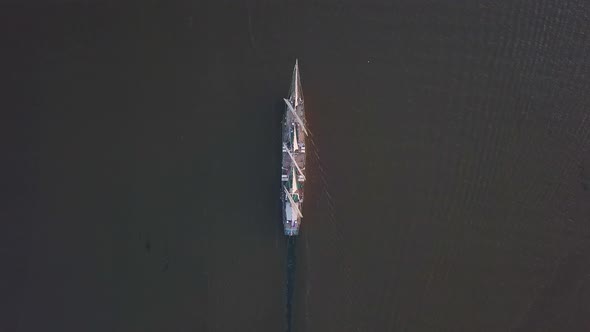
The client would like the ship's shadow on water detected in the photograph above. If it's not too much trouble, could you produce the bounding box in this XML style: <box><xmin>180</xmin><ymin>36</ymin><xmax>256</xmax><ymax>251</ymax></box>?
<box><xmin>285</xmin><ymin>236</ymin><xmax>297</xmax><ymax>332</ymax></box>
<box><xmin>272</xmin><ymin>96</ymin><xmax>298</xmax><ymax>332</ymax></box>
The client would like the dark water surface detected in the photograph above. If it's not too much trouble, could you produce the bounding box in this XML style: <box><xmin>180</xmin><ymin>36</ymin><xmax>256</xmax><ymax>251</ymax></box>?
<box><xmin>5</xmin><ymin>0</ymin><xmax>590</xmax><ymax>331</ymax></box>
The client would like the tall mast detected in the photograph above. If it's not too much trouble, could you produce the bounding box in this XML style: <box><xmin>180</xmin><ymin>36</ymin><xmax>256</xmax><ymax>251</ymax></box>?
<box><xmin>283</xmin><ymin>142</ymin><xmax>305</xmax><ymax>180</ymax></box>
<box><xmin>283</xmin><ymin>98</ymin><xmax>308</xmax><ymax>136</ymax></box>
<box><xmin>293</xmin><ymin>124</ymin><xmax>299</xmax><ymax>151</ymax></box>
<box><xmin>291</xmin><ymin>167</ymin><xmax>298</xmax><ymax>194</ymax></box>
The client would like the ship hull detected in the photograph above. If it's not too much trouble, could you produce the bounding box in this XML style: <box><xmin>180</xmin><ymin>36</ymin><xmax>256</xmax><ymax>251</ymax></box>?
<box><xmin>281</xmin><ymin>60</ymin><xmax>306</xmax><ymax>236</ymax></box>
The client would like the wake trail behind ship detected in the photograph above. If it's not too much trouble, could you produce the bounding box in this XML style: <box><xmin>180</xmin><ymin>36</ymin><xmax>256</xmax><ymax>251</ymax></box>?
<box><xmin>285</xmin><ymin>236</ymin><xmax>297</xmax><ymax>332</ymax></box>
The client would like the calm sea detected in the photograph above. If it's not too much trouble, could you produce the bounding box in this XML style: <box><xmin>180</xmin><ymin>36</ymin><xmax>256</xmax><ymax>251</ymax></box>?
<box><xmin>5</xmin><ymin>0</ymin><xmax>590</xmax><ymax>331</ymax></box>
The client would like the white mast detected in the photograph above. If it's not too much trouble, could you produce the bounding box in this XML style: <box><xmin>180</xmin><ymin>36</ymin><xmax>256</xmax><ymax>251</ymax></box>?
<box><xmin>283</xmin><ymin>98</ymin><xmax>308</xmax><ymax>136</ymax></box>
<box><xmin>293</xmin><ymin>124</ymin><xmax>299</xmax><ymax>151</ymax></box>
<box><xmin>283</xmin><ymin>186</ymin><xmax>303</xmax><ymax>218</ymax></box>
<box><xmin>294</xmin><ymin>59</ymin><xmax>300</xmax><ymax>107</ymax></box>
<box><xmin>283</xmin><ymin>142</ymin><xmax>305</xmax><ymax>180</ymax></box>
<box><xmin>291</xmin><ymin>167</ymin><xmax>298</xmax><ymax>194</ymax></box>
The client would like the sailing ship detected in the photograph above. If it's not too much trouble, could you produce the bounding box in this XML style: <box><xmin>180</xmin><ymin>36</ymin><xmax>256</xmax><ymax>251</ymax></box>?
<box><xmin>281</xmin><ymin>60</ymin><xmax>307</xmax><ymax>236</ymax></box>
